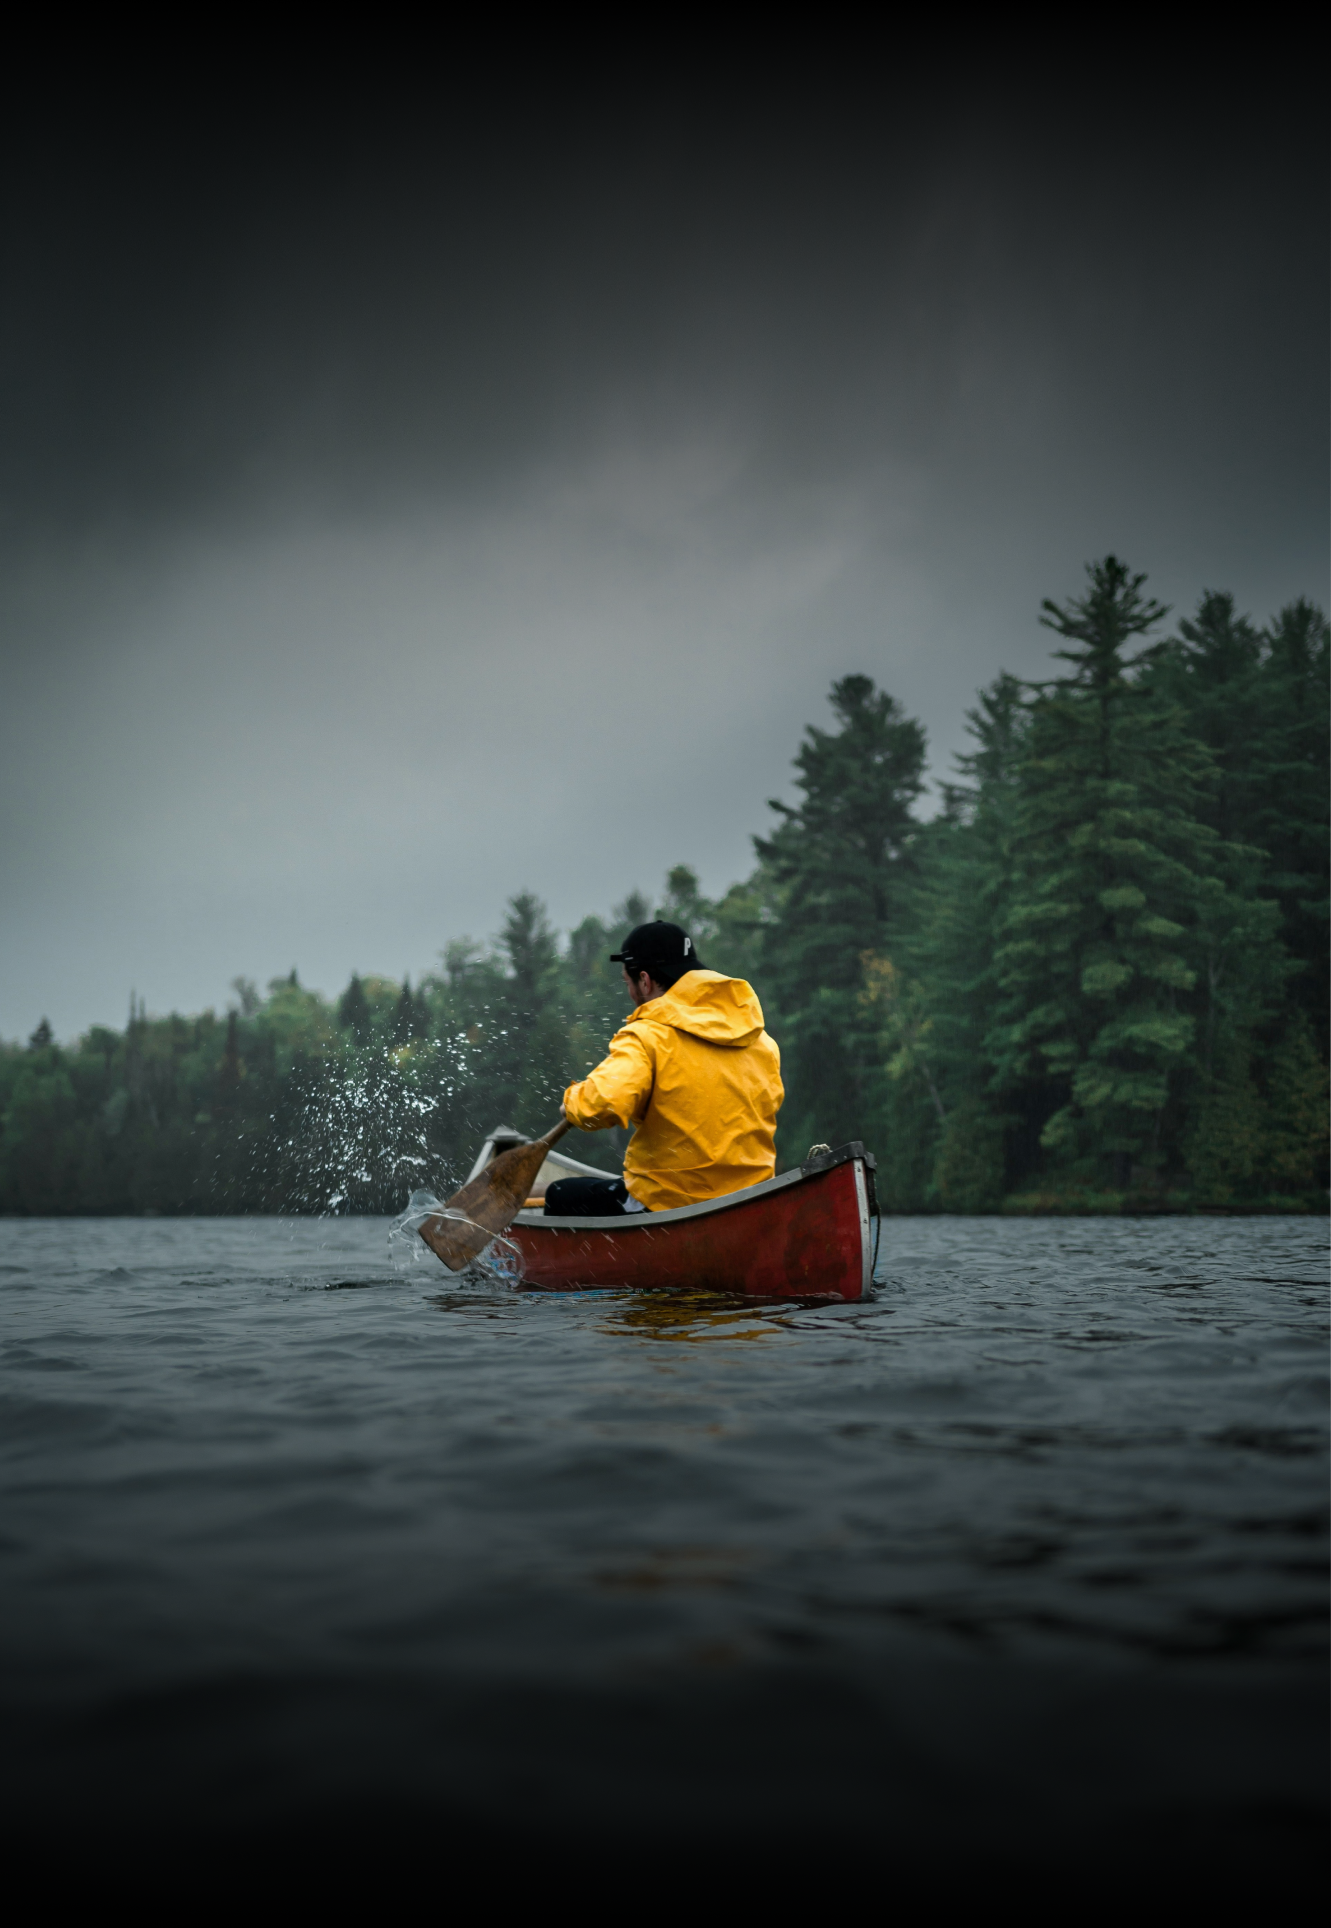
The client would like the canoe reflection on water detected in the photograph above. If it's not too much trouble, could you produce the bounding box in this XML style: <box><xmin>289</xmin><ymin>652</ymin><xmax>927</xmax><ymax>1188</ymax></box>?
<box><xmin>593</xmin><ymin>1289</ymin><xmax>794</xmax><ymax>1341</ymax></box>
<box><xmin>427</xmin><ymin>1284</ymin><xmax>808</xmax><ymax>1341</ymax></box>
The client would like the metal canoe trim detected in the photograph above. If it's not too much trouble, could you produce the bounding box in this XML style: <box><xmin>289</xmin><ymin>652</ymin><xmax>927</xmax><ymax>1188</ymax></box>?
<box><xmin>853</xmin><ymin>1159</ymin><xmax>871</xmax><ymax>1300</ymax></box>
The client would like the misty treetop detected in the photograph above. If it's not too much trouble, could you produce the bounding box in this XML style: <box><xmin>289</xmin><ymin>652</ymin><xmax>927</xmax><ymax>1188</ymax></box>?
<box><xmin>3</xmin><ymin>559</ymin><xmax>1325</xmax><ymax>1217</ymax></box>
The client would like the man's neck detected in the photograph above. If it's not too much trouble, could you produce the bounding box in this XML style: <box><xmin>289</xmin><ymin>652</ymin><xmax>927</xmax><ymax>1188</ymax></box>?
<box><xmin>626</xmin><ymin>976</ymin><xmax>667</xmax><ymax>1009</ymax></box>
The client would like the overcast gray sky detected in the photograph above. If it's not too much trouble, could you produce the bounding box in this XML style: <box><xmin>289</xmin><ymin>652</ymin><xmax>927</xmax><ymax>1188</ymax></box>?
<box><xmin>2</xmin><ymin>70</ymin><xmax>1326</xmax><ymax>1039</ymax></box>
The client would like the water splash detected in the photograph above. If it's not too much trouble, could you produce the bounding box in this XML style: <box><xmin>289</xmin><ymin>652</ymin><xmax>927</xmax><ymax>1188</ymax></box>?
<box><xmin>238</xmin><ymin>1044</ymin><xmax>475</xmax><ymax>1216</ymax></box>
<box><xmin>207</xmin><ymin>1022</ymin><xmax>565</xmax><ymax>1220</ymax></box>
<box><xmin>389</xmin><ymin>1188</ymin><xmax>525</xmax><ymax>1285</ymax></box>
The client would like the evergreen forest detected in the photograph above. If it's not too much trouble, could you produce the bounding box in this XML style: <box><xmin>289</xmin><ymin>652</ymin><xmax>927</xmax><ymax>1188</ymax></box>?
<box><xmin>4</xmin><ymin>560</ymin><xmax>1327</xmax><ymax>1217</ymax></box>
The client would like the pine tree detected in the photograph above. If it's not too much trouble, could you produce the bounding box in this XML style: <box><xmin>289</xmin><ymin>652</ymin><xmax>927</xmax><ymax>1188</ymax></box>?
<box><xmin>1140</xmin><ymin>590</ymin><xmax>1327</xmax><ymax>1195</ymax></box>
<box><xmin>391</xmin><ymin>978</ymin><xmax>417</xmax><ymax>1046</ymax></box>
<box><xmin>1144</xmin><ymin>591</ymin><xmax>1264</xmax><ymax>845</ymax></box>
<box><xmin>756</xmin><ymin>674</ymin><xmax>926</xmax><ymax>1156</ymax></box>
<box><xmin>883</xmin><ymin>672</ymin><xmax>1030</xmax><ymax>1204</ymax></box>
<box><xmin>1182</xmin><ymin>1027</ymin><xmax>1265</xmax><ymax>1206</ymax></box>
<box><xmin>1145</xmin><ymin>592</ymin><xmax>1329</xmax><ymax>1054</ymax></box>
<box><xmin>475</xmin><ymin>893</ymin><xmax>570</xmax><ymax>1129</ymax></box>
<box><xmin>850</xmin><ymin>679</ymin><xmax>1023</xmax><ymax>1210</ymax></box>
<box><xmin>989</xmin><ymin>557</ymin><xmax>1275</xmax><ymax>1194</ymax></box>
<box><xmin>502</xmin><ymin>894</ymin><xmax>560</xmax><ymax>1012</ymax></box>
<box><xmin>859</xmin><ymin>952</ymin><xmax>955</xmax><ymax>1207</ymax></box>
<box><xmin>657</xmin><ymin>865</ymin><xmax>718</xmax><ymax>950</ymax></box>
<box><xmin>217</xmin><ymin>1009</ymin><xmax>243</xmax><ymax>1108</ymax></box>
<box><xmin>230</xmin><ymin>978</ymin><xmax>261</xmax><ymax>1018</ymax></box>
<box><xmin>564</xmin><ymin>915</ymin><xmax>623</xmax><ymax>1044</ymax></box>
<box><xmin>705</xmin><ymin>866</ymin><xmax>780</xmax><ymax>987</ymax></box>
<box><xmin>609</xmin><ymin>890</ymin><xmax>651</xmax><ymax>947</ymax></box>
<box><xmin>337</xmin><ymin>973</ymin><xmax>373</xmax><ymax>1044</ymax></box>
<box><xmin>1259</xmin><ymin>1013</ymin><xmax>1329</xmax><ymax>1197</ymax></box>
<box><xmin>0</xmin><ymin>1044</ymin><xmax>77</xmax><ymax>1213</ymax></box>
<box><xmin>1252</xmin><ymin>600</ymin><xmax>1329</xmax><ymax>1054</ymax></box>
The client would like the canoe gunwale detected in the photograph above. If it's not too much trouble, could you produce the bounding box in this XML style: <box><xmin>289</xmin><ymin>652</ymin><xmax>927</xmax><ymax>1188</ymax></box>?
<box><xmin>513</xmin><ymin>1138</ymin><xmax>878</xmax><ymax>1233</ymax></box>
<box><xmin>512</xmin><ymin>1164</ymin><xmax>802</xmax><ymax>1231</ymax></box>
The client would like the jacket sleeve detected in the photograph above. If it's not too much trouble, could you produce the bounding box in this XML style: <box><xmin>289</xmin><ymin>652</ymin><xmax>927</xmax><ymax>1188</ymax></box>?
<box><xmin>563</xmin><ymin>1028</ymin><xmax>655</xmax><ymax>1131</ymax></box>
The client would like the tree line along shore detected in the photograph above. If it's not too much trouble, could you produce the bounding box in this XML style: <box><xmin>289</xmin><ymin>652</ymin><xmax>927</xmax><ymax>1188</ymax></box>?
<box><xmin>3</xmin><ymin>558</ymin><xmax>1326</xmax><ymax>1218</ymax></box>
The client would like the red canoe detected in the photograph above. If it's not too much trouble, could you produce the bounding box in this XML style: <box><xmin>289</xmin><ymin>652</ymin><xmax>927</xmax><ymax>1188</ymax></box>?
<box><xmin>501</xmin><ymin>1141</ymin><xmax>879</xmax><ymax>1300</ymax></box>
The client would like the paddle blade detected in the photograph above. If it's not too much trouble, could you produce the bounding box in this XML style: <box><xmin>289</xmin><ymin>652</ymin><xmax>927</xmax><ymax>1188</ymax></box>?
<box><xmin>419</xmin><ymin>1122</ymin><xmax>568</xmax><ymax>1272</ymax></box>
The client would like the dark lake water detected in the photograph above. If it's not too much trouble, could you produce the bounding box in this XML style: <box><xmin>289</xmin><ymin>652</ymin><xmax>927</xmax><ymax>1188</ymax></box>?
<box><xmin>1</xmin><ymin>1213</ymin><xmax>1325</xmax><ymax>1896</ymax></box>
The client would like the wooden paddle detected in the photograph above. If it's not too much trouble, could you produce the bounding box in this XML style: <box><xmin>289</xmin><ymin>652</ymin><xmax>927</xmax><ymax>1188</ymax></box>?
<box><xmin>418</xmin><ymin>1118</ymin><xmax>571</xmax><ymax>1271</ymax></box>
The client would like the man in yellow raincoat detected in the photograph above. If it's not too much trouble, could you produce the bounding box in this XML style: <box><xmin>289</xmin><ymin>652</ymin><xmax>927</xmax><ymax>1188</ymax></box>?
<box><xmin>547</xmin><ymin>920</ymin><xmax>783</xmax><ymax>1216</ymax></box>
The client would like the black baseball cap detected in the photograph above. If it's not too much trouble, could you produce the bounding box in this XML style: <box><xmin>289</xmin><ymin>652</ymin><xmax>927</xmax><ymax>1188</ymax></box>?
<box><xmin>610</xmin><ymin>920</ymin><xmax>705</xmax><ymax>975</ymax></box>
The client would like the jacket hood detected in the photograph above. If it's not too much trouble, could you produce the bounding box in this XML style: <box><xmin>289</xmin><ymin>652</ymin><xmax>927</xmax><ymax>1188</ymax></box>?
<box><xmin>628</xmin><ymin>969</ymin><xmax>766</xmax><ymax>1047</ymax></box>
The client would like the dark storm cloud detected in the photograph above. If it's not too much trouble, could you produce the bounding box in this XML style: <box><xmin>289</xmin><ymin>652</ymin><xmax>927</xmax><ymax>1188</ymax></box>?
<box><xmin>6</xmin><ymin>74</ymin><xmax>1322</xmax><ymax>539</ymax></box>
<box><xmin>1</xmin><ymin>65</ymin><xmax>1326</xmax><ymax>1038</ymax></box>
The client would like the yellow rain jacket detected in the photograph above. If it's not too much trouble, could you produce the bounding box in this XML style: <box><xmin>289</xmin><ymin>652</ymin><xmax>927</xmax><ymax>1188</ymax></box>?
<box><xmin>562</xmin><ymin>969</ymin><xmax>783</xmax><ymax>1213</ymax></box>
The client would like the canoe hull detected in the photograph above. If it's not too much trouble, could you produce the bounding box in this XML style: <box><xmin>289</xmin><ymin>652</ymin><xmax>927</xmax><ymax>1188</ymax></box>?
<box><xmin>507</xmin><ymin>1148</ymin><xmax>875</xmax><ymax>1300</ymax></box>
